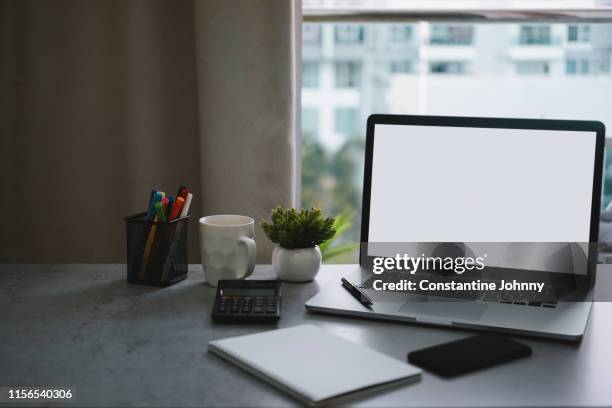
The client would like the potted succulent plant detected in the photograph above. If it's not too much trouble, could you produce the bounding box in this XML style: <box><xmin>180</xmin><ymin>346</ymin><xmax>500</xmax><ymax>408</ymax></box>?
<box><xmin>262</xmin><ymin>206</ymin><xmax>336</xmax><ymax>282</ymax></box>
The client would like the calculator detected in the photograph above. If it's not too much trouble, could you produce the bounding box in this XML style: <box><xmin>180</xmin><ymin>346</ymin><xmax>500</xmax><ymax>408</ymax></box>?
<box><xmin>212</xmin><ymin>280</ymin><xmax>281</xmax><ymax>323</ymax></box>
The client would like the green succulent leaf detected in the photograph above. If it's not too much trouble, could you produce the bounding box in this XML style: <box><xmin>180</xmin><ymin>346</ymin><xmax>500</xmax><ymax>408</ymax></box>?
<box><xmin>261</xmin><ymin>206</ymin><xmax>336</xmax><ymax>249</ymax></box>
<box><xmin>321</xmin><ymin>242</ymin><xmax>360</xmax><ymax>261</ymax></box>
<box><xmin>319</xmin><ymin>211</ymin><xmax>358</xmax><ymax>261</ymax></box>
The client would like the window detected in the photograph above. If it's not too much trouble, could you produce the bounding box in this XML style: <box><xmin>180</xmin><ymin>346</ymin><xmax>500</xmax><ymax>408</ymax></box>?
<box><xmin>335</xmin><ymin>61</ymin><xmax>361</xmax><ymax>87</ymax></box>
<box><xmin>334</xmin><ymin>108</ymin><xmax>360</xmax><ymax>135</ymax></box>
<box><xmin>389</xmin><ymin>25</ymin><xmax>412</xmax><ymax>43</ymax></box>
<box><xmin>390</xmin><ymin>60</ymin><xmax>412</xmax><ymax>73</ymax></box>
<box><xmin>519</xmin><ymin>25</ymin><xmax>552</xmax><ymax>45</ymax></box>
<box><xmin>303</xmin><ymin>24</ymin><xmax>322</xmax><ymax>44</ymax></box>
<box><xmin>302</xmin><ymin>61</ymin><xmax>319</xmax><ymax>88</ymax></box>
<box><xmin>516</xmin><ymin>61</ymin><xmax>550</xmax><ymax>75</ymax></box>
<box><xmin>568</xmin><ymin>25</ymin><xmax>591</xmax><ymax>42</ymax></box>
<box><xmin>334</xmin><ymin>25</ymin><xmax>364</xmax><ymax>44</ymax></box>
<box><xmin>581</xmin><ymin>60</ymin><xmax>590</xmax><ymax>74</ymax></box>
<box><xmin>430</xmin><ymin>61</ymin><xmax>466</xmax><ymax>74</ymax></box>
<box><xmin>566</xmin><ymin>59</ymin><xmax>590</xmax><ymax>75</ymax></box>
<box><xmin>302</xmin><ymin>108</ymin><xmax>319</xmax><ymax>140</ymax></box>
<box><xmin>430</xmin><ymin>25</ymin><xmax>474</xmax><ymax>45</ymax></box>
<box><xmin>300</xmin><ymin>21</ymin><xmax>612</xmax><ymax>263</ymax></box>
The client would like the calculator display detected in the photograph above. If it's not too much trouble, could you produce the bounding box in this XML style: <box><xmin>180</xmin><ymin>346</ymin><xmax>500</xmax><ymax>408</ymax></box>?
<box><xmin>221</xmin><ymin>288</ymin><xmax>276</xmax><ymax>296</ymax></box>
<box><xmin>213</xmin><ymin>280</ymin><xmax>281</xmax><ymax>323</ymax></box>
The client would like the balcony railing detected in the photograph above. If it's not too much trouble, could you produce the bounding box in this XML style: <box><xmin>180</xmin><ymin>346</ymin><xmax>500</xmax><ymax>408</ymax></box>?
<box><xmin>512</xmin><ymin>36</ymin><xmax>562</xmax><ymax>46</ymax></box>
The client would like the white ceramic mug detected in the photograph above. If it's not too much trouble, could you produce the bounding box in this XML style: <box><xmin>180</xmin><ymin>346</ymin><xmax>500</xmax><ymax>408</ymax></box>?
<box><xmin>199</xmin><ymin>215</ymin><xmax>256</xmax><ymax>287</ymax></box>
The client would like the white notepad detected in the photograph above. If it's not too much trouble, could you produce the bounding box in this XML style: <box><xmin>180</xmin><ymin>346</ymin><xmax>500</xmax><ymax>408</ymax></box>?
<box><xmin>208</xmin><ymin>324</ymin><xmax>421</xmax><ymax>405</ymax></box>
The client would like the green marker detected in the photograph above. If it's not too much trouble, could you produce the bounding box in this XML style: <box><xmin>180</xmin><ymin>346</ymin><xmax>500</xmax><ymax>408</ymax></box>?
<box><xmin>154</xmin><ymin>201</ymin><xmax>167</xmax><ymax>222</ymax></box>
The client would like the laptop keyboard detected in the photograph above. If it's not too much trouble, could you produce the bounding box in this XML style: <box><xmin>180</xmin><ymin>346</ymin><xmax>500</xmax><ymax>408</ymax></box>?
<box><xmin>359</xmin><ymin>272</ymin><xmax>558</xmax><ymax>309</ymax></box>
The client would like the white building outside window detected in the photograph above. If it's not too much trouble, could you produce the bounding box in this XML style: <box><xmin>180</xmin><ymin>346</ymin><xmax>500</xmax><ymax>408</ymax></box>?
<box><xmin>300</xmin><ymin>12</ymin><xmax>612</xmax><ymax>262</ymax></box>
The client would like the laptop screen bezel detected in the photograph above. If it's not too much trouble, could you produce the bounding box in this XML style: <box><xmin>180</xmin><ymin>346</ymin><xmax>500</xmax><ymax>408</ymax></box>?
<box><xmin>359</xmin><ymin>114</ymin><xmax>605</xmax><ymax>284</ymax></box>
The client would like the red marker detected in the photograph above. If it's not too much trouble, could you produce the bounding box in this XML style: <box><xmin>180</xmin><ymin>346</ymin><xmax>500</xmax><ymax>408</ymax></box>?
<box><xmin>162</xmin><ymin>196</ymin><xmax>169</xmax><ymax>213</ymax></box>
<box><xmin>168</xmin><ymin>196</ymin><xmax>185</xmax><ymax>221</ymax></box>
<box><xmin>177</xmin><ymin>186</ymin><xmax>190</xmax><ymax>200</ymax></box>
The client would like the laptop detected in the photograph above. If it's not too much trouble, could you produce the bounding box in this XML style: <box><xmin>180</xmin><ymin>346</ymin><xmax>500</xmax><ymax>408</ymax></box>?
<box><xmin>306</xmin><ymin>114</ymin><xmax>605</xmax><ymax>341</ymax></box>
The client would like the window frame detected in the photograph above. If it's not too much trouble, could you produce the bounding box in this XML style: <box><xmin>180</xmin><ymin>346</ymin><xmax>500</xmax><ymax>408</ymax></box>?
<box><xmin>519</xmin><ymin>25</ymin><xmax>552</xmax><ymax>45</ymax></box>
<box><xmin>515</xmin><ymin>60</ymin><xmax>550</xmax><ymax>75</ymax></box>
<box><xmin>303</xmin><ymin>3</ymin><xmax>612</xmax><ymax>22</ymax></box>
<box><xmin>334</xmin><ymin>24</ymin><xmax>365</xmax><ymax>44</ymax></box>
<box><xmin>334</xmin><ymin>61</ymin><xmax>362</xmax><ymax>88</ymax></box>
<box><xmin>568</xmin><ymin>24</ymin><xmax>591</xmax><ymax>42</ymax></box>
<box><xmin>430</xmin><ymin>25</ymin><xmax>474</xmax><ymax>45</ymax></box>
<box><xmin>429</xmin><ymin>60</ymin><xmax>467</xmax><ymax>74</ymax></box>
<box><xmin>302</xmin><ymin>61</ymin><xmax>320</xmax><ymax>88</ymax></box>
<box><xmin>298</xmin><ymin>6</ymin><xmax>612</xmax><ymax>210</ymax></box>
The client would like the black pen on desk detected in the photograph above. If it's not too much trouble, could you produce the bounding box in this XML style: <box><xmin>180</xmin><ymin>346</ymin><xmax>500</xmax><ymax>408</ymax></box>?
<box><xmin>341</xmin><ymin>277</ymin><xmax>373</xmax><ymax>308</ymax></box>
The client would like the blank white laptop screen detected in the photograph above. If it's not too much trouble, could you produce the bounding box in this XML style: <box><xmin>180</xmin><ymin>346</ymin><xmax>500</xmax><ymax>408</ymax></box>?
<box><xmin>368</xmin><ymin>124</ymin><xmax>597</xmax><ymax>245</ymax></box>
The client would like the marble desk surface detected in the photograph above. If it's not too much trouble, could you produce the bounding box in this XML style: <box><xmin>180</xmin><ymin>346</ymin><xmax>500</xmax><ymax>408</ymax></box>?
<box><xmin>1</xmin><ymin>264</ymin><xmax>612</xmax><ymax>407</ymax></box>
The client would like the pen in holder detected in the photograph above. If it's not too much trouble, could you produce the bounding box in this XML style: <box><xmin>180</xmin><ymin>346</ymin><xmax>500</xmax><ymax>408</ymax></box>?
<box><xmin>124</xmin><ymin>212</ymin><xmax>189</xmax><ymax>286</ymax></box>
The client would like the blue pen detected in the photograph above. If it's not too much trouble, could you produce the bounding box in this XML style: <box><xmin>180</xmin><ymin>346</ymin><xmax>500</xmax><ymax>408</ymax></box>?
<box><xmin>145</xmin><ymin>190</ymin><xmax>156</xmax><ymax>219</ymax></box>
<box><xmin>146</xmin><ymin>191</ymin><xmax>164</xmax><ymax>221</ymax></box>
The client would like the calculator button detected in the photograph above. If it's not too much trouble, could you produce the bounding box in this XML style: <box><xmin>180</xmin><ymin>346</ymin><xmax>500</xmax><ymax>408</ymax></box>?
<box><xmin>253</xmin><ymin>307</ymin><xmax>265</xmax><ymax>314</ymax></box>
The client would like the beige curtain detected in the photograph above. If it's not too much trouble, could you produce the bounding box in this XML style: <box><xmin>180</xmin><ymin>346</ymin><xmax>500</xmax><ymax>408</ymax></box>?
<box><xmin>0</xmin><ymin>0</ymin><xmax>298</xmax><ymax>263</ymax></box>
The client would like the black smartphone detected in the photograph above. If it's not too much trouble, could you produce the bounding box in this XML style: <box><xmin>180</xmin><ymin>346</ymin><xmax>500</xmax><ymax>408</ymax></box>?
<box><xmin>407</xmin><ymin>334</ymin><xmax>531</xmax><ymax>377</ymax></box>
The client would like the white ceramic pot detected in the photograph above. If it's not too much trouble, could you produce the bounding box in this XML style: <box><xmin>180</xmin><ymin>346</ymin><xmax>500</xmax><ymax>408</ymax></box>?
<box><xmin>272</xmin><ymin>246</ymin><xmax>322</xmax><ymax>282</ymax></box>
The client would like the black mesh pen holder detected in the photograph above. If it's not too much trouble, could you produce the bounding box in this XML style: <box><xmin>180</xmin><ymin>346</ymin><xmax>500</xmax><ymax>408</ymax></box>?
<box><xmin>124</xmin><ymin>212</ymin><xmax>189</xmax><ymax>286</ymax></box>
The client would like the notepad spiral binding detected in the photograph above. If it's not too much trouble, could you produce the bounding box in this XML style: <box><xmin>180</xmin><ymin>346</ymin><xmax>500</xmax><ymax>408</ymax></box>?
<box><xmin>124</xmin><ymin>212</ymin><xmax>189</xmax><ymax>286</ymax></box>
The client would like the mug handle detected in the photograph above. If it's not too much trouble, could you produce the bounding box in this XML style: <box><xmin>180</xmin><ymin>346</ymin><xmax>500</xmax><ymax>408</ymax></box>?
<box><xmin>238</xmin><ymin>236</ymin><xmax>256</xmax><ymax>279</ymax></box>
